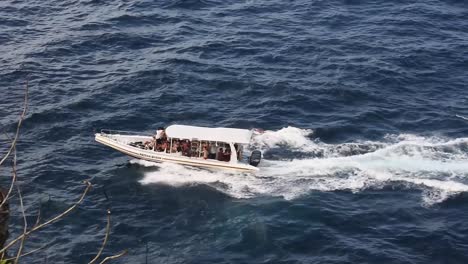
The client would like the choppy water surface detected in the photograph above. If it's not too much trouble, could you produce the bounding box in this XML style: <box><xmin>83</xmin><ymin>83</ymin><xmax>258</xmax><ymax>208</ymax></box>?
<box><xmin>1</xmin><ymin>0</ymin><xmax>468</xmax><ymax>263</ymax></box>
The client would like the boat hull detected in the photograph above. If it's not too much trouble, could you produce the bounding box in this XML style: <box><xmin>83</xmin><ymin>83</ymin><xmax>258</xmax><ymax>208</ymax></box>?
<box><xmin>95</xmin><ymin>133</ymin><xmax>259</xmax><ymax>172</ymax></box>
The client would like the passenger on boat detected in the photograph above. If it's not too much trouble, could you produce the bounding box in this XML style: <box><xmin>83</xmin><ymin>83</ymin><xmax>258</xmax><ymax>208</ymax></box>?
<box><xmin>176</xmin><ymin>140</ymin><xmax>182</xmax><ymax>152</ymax></box>
<box><xmin>202</xmin><ymin>145</ymin><xmax>209</xmax><ymax>160</ymax></box>
<box><xmin>223</xmin><ymin>147</ymin><xmax>231</xmax><ymax>162</ymax></box>
<box><xmin>217</xmin><ymin>148</ymin><xmax>224</xmax><ymax>161</ymax></box>
<box><xmin>172</xmin><ymin>139</ymin><xmax>181</xmax><ymax>153</ymax></box>
<box><xmin>155</xmin><ymin>143</ymin><xmax>162</xmax><ymax>152</ymax></box>
<box><xmin>182</xmin><ymin>140</ymin><xmax>190</xmax><ymax>156</ymax></box>
<box><xmin>144</xmin><ymin>139</ymin><xmax>154</xmax><ymax>150</ymax></box>
<box><xmin>164</xmin><ymin>140</ymin><xmax>170</xmax><ymax>153</ymax></box>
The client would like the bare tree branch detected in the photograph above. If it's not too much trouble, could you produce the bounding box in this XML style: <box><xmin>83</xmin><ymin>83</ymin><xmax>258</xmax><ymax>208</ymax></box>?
<box><xmin>98</xmin><ymin>250</ymin><xmax>128</xmax><ymax>264</ymax></box>
<box><xmin>0</xmin><ymin>79</ymin><xmax>128</xmax><ymax>262</ymax></box>
<box><xmin>89</xmin><ymin>209</ymin><xmax>111</xmax><ymax>264</ymax></box>
<box><xmin>0</xmin><ymin>78</ymin><xmax>29</xmax><ymax>208</ymax></box>
<box><xmin>3</xmin><ymin>244</ymin><xmax>48</xmax><ymax>261</ymax></box>
<box><xmin>0</xmin><ymin>180</ymin><xmax>92</xmax><ymax>255</ymax></box>
<box><xmin>13</xmin><ymin>146</ymin><xmax>28</xmax><ymax>264</ymax></box>
<box><xmin>33</xmin><ymin>206</ymin><xmax>42</xmax><ymax>228</ymax></box>
<box><xmin>14</xmin><ymin>185</ymin><xmax>27</xmax><ymax>264</ymax></box>
<box><xmin>0</xmin><ymin>147</ymin><xmax>18</xmax><ymax>212</ymax></box>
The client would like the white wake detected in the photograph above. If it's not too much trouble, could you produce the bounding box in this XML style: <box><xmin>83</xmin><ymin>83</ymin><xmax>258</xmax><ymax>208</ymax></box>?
<box><xmin>136</xmin><ymin>127</ymin><xmax>468</xmax><ymax>205</ymax></box>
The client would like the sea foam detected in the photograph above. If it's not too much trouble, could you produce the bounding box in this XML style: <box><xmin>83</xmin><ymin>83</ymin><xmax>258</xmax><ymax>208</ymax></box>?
<box><xmin>136</xmin><ymin>127</ymin><xmax>468</xmax><ymax>205</ymax></box>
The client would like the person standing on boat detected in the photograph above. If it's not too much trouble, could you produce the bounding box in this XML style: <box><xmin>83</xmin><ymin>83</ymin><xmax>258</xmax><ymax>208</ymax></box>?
<box><xmin>155</xmin><ymin>127</ymin><xmax>166</xmax><ymax>143</ymax></box>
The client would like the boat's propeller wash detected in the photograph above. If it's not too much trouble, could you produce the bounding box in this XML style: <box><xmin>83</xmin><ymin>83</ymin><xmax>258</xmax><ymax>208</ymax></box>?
<box><xmin>137</xmin><ymin>126</ymin><xmax>468</xmax><ymax>206</ymax></box>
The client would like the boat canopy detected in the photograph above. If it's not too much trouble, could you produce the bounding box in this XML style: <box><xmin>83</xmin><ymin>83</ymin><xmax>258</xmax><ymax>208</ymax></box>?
<box><xmin>166</xmin><ymin>125</ymin><xmax>253</xmax><ymax>144</ymax></box>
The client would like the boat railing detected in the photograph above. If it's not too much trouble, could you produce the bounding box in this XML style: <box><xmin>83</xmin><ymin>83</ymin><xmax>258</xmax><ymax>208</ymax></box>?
<box><xmin>100</xmin><ymin>129</ymin><xmax>149</xmax><ymax>136</ymax></box>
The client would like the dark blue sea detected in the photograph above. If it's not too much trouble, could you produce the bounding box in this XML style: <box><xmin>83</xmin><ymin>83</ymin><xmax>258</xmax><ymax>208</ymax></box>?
<box><xmin>1</xmin><ymin>0</ymin><xmax>468</xmax><ymax>263</ymax></box>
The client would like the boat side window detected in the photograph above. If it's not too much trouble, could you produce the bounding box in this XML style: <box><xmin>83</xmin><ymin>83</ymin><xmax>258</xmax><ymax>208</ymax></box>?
<box><xmin>180</xmin><ymin>139</ymin><xmax>190</xmax><ymax>156</ymax></box>
<box><xmin>191</xmin><ymin>140</ymin><xmax>200</xmax><ymax>157</ymax></box>
<box><xmin>213</xmin><ymin>142</ymin><xmax>230</xmax><ymax>162</ymax></box>
<box><xmin>209</xmin><ymin>141</ymin><xmax>217</xmax><ymax>159</ymax></box>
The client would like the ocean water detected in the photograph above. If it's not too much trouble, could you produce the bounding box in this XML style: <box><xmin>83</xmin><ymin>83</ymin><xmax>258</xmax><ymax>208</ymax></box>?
<box><xmin>1</xmin><ymin>0</ymin><xmax>468</xmax><ymax>263</ymax></box>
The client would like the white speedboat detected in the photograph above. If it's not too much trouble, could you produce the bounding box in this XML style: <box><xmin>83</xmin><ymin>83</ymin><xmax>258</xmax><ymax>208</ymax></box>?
<box><xmin>95</xmin><ymin>125</ymin><xmax>262</xmax><ymax>172</ymax></box>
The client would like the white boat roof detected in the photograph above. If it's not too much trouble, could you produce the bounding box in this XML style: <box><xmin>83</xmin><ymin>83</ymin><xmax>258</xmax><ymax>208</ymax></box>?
<box><xmin>166</xmin><ymin>125</ymin><xmax>253</xmax><ymax>144</ymax></box>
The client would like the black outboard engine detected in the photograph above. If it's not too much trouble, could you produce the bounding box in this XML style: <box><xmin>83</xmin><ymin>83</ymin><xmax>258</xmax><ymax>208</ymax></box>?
<box><xmin>249</xmin><ymin>150</ymin><xmax>262</xmax><ymax>167</ymax></box>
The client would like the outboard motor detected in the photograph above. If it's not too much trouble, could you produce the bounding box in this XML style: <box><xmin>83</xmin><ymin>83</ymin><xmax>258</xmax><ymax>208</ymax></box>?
<box><xmin>249</xmin><ymin>150</ymin><xmax>262</xmax><ymax>167</ymax></box>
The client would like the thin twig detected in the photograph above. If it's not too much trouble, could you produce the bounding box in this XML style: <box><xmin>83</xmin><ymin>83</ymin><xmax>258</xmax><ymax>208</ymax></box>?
<box><xmin>2</xmin><ymin>131</ymin><xmax>13</xmax><ymax>145</ymax></box>
<box><xmin>0</xmin><ymin>78</ymin><xmax>29</xmax><ymax>208</ymax></box>
<box><xmin>14</xmin><ymin>184</ymin><xmax>27</xmax><ymax>264</ymax></box>
<box><xmin>0</xmin><ymin>148</ymin><xmax>18</xmax><ymax>211</ymax></box>
<box><xmin>33</xmin><ymin>205</ymin><xmax>42</xmax><ymax>228</ymax></box>
<box><xmin>98</xmin><ymin>250</ymin><xmax>128</xmax><ymax>264</ymax></box>
<box><xmin>3</xmin><ymin>244</ymin><xmax>48</xmax><ymax>261</ymax></box>
<box><xmin>0</xmin><ymin>78</ymin><xmax>28</xmax><ymax>167</ymax></box>
<box><xmin>13</xmin><ymin>147</ymin><xmax>28</xmax><ymax>264</ymax></box>
<box><xmin>0</xmin><ymin>181</ymin><xmax>92</xmax><ymax>255</ymax></box>
<box><xmin>89</xmin><ymin>209</ymin><xmax>111</xmax><ymax>264</ymax></box>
